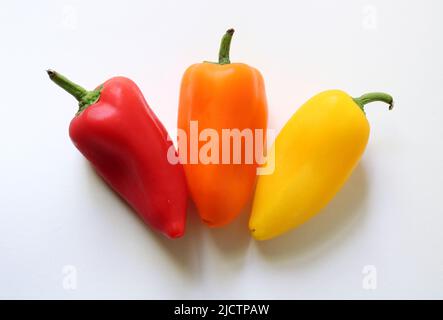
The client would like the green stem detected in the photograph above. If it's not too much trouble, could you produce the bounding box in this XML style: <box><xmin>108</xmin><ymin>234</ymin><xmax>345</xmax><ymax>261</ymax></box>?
<box><xmin>46</xmin><ymin>69</ymin><xmax>102</xmax><ymax>115</ymax></box>
<box><xmin>218</xmin><ymin>28</ymin><xmax>235</xmax><ymax>65</ymax></box>
<box><xmin>353</xmin><ymin>92</ymin><xmax>394</xmax><ymax>113</ymax></box>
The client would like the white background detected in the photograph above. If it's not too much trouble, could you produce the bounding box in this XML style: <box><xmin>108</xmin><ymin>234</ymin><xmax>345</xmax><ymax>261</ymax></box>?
<box><xmin>1</xmin><ymin>0</ymin><xmax>442</xmax><ymax>299</ymax></box>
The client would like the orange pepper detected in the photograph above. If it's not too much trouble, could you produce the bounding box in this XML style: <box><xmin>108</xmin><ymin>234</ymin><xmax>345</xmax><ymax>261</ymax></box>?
<box><xmin>178</xmin><ymin>29</ymin><xmax>268</xmax><ymax>227</ymax></box>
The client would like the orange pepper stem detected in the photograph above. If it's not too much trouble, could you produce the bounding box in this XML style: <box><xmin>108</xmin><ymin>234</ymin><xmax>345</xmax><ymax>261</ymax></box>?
<box><xmin>353</xmin><ymin>92</ymin><xmax>394</xmax><ymax>113</ymax></box>
<box><xmin>218</xmin><ymin>28</ymin><xmax>235</xmax><ymax>65</ymax></box>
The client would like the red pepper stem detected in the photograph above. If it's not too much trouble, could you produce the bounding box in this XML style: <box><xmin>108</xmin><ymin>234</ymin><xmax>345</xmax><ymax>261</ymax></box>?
<box><xmin>353</xmin><ymin>92</ymin><xmax>394</xmax><ymax>113</ymax></box>
<box><xmin>46</xmin><ymin>69</ymin><xmax>102</xmax><ymax>115</ymax></box>
<box><xmin>218</xmin><ymin>28</ymin><xmax>235</xmax><ymax>65</ymax></box>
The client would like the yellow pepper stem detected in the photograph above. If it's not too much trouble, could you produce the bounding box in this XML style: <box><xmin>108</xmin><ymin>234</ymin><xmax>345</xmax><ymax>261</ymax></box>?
<box><xmin>353</xmin><ymin>92</ymin><xmax>394</xmax><ymax>113</ymax></box>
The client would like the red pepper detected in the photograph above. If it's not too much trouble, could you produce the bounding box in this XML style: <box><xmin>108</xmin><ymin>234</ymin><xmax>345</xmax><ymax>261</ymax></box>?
<box><xmin>47</xmin><ymin>70</ymin><xmax>188</xmax><ymax>238</ymax></box>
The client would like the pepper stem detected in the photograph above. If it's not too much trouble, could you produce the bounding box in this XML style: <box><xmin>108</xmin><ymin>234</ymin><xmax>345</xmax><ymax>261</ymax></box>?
<box><xmin>218</xmin><ymin>28</ymin><xmax>235</xmax><ymax>65</ymax></box>
<box><xmin>353</xmin><ymin>92</ymin><xmax>394</xmax><ymax>113</ymax></box>
<box><xmin>46</xmin><ymin>69</ymin><xmax>102</xmax><ymax>115</ymax></box>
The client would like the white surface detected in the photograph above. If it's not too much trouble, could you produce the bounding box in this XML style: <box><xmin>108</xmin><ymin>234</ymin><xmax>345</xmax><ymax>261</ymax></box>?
<box><xmin>1</xmin><ymin>0</ymin><xmax>443</xmax><ymax>299</ymax></box>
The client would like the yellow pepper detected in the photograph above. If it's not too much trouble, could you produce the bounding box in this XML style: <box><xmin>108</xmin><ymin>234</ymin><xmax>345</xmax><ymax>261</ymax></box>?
<box><xmin>249</xmin><ymin>90</ymin><xmax>393</xmax><ymax>240</ymax></box>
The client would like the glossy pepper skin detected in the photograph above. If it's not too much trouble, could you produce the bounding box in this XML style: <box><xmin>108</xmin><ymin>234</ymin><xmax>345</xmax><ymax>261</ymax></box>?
<box><xmin>178</xmin><ymin>29</ymin><xmax>268</xmax><ymax>227</ymax></box>
<box><xmin>47</xmin><ymin>70</ymin><xmax>188</xmax><ymax>238</ymax></box>
<box><xmin>249</xmin><ymin>90</ymin><xmax>393</xmax><ymax>240</ymax></box>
